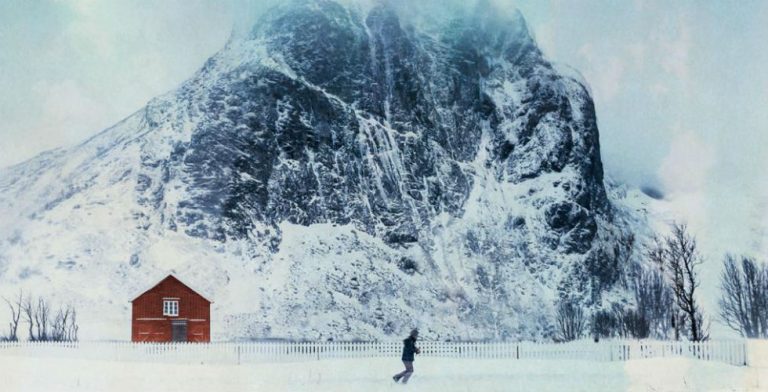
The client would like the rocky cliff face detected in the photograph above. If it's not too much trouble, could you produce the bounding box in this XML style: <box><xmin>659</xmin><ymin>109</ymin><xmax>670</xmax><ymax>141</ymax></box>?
<box><xmin>0</xmin><ymin>0</ymin><xmax>633</xmax><ymax>341</ymax></box>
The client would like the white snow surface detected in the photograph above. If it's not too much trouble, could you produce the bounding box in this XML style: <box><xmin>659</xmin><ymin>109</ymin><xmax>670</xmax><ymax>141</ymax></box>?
<box><xmin>3</xmin><ymin>356</ymin><xmax>765</xmax><ymax>392</ymax></box>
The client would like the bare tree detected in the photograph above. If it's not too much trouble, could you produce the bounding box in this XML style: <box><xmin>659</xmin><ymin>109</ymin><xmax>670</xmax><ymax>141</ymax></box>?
<box><xmin>633</xmin><ymin>267</ymin><xmax>676</xmax><ymax>339</ymax></box>
<box><xmin>647</xmin><ymin>223</ymin><xmax>709</xmax><ymax>341</ymax></box>
<box><xmin>616</xmin><ymin>233</ymin><xmax>637</xmax><ymax>288</ymax></box>
<box><xmin>612</xmin><ymin>305</ymin><xmax>650</xmax><ymax>339</ymax></box>
<box><xmin>50</xmin><ymin>305</ymin><xmax>79</xmax><ymax>342</ymax></box>
<box><xmin>51</xmin><ymin>307</ymin><xmax>68</xmax><ymax>341</ymax></box>
<box><xmin>17</xmin><ymin>293</ymin><xmax>78</xmax><ymax>342</ymax></box>
<box><xmin>719</xmin><ymin>255</ymin><xmax>768</xmax><ymax>338</ymax></box>
<box><xmin>588</xmin><ymin>233</ymin><xmax>637</xmax><ymax>295</ymax></box>
<box><xmin>21</xmin><ymin>295</ymin><xmax>35</xmax><ymax>341</ymax></box>
<box><xmin>555</xmin><ymin>299</ymin><xmax>586</xmax><ymax>342</ymax></box>
<box><xmin>34</xmin><ymin>297</ymin><xmax>50</xmax><ymax>341</ymax></box>
<box><xmin>2</xmin><ymin>290</ymin><xmax>23</xmax><ymax>341</ymax></box>
<box><xmin>68</xmin><ymin>307</ymin><xmax>79</xmax><ymax>341</ymax></box>
<box><xmin>591</xmin><ymin>309</ymin><xmax>615</xmax><ymax>341</ymax></box>
<box><xmin>52</xmin><ymin>302</ymin><xmax>78</xmax><ymax>342</ymax></box>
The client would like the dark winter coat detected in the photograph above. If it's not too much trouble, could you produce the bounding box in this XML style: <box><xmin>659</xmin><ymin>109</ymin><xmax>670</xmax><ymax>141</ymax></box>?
<box><xmin>402</xmin><ymin>336</ymin><xmax>418</xmax><ymax>361</ymax></box>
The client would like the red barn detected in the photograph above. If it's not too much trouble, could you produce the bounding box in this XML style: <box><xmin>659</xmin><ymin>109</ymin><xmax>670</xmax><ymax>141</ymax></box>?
<box><xmin>131</xmin><ymin>274</ymin><xmax>212</xmax><ymax>342</ymax></box>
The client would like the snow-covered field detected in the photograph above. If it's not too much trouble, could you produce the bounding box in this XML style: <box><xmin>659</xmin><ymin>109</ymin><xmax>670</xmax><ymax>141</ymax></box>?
<box><xmin>3</xmin><ymin>355</ymin><xmax>766</xmax><ymax>392</ymax></box>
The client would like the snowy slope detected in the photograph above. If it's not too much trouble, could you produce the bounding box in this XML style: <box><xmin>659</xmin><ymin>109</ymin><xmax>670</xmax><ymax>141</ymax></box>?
<box><xmin>3</xmin><ymin>355</ymin><xmax>764</xmax><ymax>392</ymax></box>
<box><xmin>0</xmin><ymin>0</ymin><xmax>646</xmax><ymax>341</ymax></box>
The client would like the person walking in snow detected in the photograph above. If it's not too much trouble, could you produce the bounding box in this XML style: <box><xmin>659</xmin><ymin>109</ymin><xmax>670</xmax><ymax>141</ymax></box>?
<box><xmin>393</xmin><ymin>328</ymin><xmax>420</xmax><ymax>384</ymax></box>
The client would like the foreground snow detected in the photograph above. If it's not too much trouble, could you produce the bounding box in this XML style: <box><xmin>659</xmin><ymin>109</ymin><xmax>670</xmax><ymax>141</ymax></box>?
<box><xmin>4</xmin><ymin>356</ymin><xmax>765</xmax><ymax>392</ymax></box>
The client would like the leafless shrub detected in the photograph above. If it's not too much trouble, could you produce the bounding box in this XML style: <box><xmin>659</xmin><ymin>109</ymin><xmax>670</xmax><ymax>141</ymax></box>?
<box><xmin>719</xmin><ymin>255</ymin><xmax>768</xmax><ymax>338</ymax></box>
<box><xmin>633</xmin><ymin>266</ymin><xmax>676</xmax><ymax>339</ymax></box>
<box><xmin>590</xmin><ymin>309</ymin><xmax>616</xmax><ymax>341</ymax></box>
<box><xmin>591</xmin><ymin>304</ymin><xmax>651</xmax><ymax>340</ymax></box>
<box><xmin>51</xmin><ymin>305</ymin><xmax>78</xmax><ymax>342</ymax></box>
<box><xmin>555</xmin><ymin>299</ymin><xmax>586</xmax><ymax>342</ymax></box>
<box><xmin>612</xmin><ymin>305</ymin><xmax>650</xmax><ymax>339</ymax></box>
<box><xmin>589</xmin><ymin>233</ymin><xmax>637</xmax><ymax>294</ymax></box>
<box><xmin>18</xmin><ymin>293</ymin><xmax>78</xmax><ymax>342</ymax></box>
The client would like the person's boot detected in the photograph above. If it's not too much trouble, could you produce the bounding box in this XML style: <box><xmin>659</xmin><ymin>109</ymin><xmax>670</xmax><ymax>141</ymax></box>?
<box><xmin>393</xmin><ymin>375</ymin><xmax>402</xmax><ymax>382</ymax></box>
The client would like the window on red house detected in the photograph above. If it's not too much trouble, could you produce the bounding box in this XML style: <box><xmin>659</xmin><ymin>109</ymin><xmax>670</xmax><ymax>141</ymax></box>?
<box><xmin>163</xmin><ymin>299</ymin><xmax>179</xmax><ymax>316</ymax></box>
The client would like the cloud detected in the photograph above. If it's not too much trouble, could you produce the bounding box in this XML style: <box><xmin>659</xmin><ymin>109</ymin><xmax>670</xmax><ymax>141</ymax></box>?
<box><xmin>656</xmin><ymin>15</ymin><xmax>692</xmax><ymax>83</ymax></box>
<box><xmin>753</xmin><ymin>163</ymin><xmax>768</xmax><ymax>256</ymax></box>
<box><xmin>531</xmin><ymin>21</ymin><xmax>556</xmax><ymax>58</ymax></box>
<box><xmin>656</xmin><ymin>127</ymin><xmax>716</xmax><ymax>230</ymax></box>
<box><xmin>29</xmin><ymin>79</ymin><xmax>112</xmax><ymax>147</ymax></box>
<box><xmin>576</xmin><ymin>43</ymin><xmax>626</xmax><ymax>103</ymax></box>
<box><xmin>59</xmin><ymin>0</ymin><xmax>115</xmax><ymax>57</ymax></box>
<box><xmin>627</xmin><ymin>42</ymin><xmax>647</xmax><ymax>69</ymax></box>
<box><xmin>0</xmin><ymin>0</ymin><xmax>236</xmax><ymax>168</ymax></box>
<box><xmin>649</xmin><ymin>82</ymin><xmax>670</xmax><ymax>97</ymax></box>
<box><xmin>658</xmin><ymin>127</ymin><xmax>715</xmax><ymax>193</ymax></box>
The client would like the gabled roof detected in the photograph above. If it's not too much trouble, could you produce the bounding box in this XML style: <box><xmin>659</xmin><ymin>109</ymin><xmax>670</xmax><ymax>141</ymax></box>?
<box><xmin>130</xmin><ymin>273</ymin><xmax>213</xmax><ymax>303</ymax></box>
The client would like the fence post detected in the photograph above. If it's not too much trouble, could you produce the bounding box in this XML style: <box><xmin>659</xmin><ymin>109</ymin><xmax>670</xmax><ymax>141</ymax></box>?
<box><xmin>742</xmin><ymin>340</ymin><xmax>747</xmax><ymax>366</ymax></box>
<box><xmin>610</xmin><ymin>342</ymin><xmax>614</xmax><ymax>362</ymax></box>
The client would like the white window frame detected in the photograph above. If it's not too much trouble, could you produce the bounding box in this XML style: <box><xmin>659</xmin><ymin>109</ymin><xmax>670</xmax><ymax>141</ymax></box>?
<box><xmin>163</xmin><ymin>299</ymin><xmax>179</xmax><ymax>317</ymax></box>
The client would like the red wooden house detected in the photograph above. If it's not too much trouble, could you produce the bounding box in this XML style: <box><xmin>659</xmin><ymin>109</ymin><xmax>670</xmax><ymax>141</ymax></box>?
<box><xmin>131</xmin><ymin>274</ymin><xmax>212</xmax><ymax>342</ymax></box>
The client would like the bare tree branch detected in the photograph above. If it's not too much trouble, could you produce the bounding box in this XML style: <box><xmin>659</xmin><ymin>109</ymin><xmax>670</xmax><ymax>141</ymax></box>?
<box><xmin>2</xmin><ymin>290</ymin><xmax>23</xmax><ymax>341</ymax></box>
<box><xmin>646</xmin><ymin>223</ymin><xmax>708</xmax><ymax>341</ymax></box>
<box><xmin>719</xmin><ymin>255</ymin><xmax>768</xmax><ymax>338</ymax></box>
<box><xmin>555</xmin><ymin>299</ymin><xmax>585</xmax><ymax>342</ymax></box>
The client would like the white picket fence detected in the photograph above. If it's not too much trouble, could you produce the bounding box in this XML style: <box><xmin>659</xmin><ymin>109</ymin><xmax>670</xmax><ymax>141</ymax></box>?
<box><xmin>0</xmin><ymin>339</ymin><xmax>748</xmax><ymax>366</ymax></box>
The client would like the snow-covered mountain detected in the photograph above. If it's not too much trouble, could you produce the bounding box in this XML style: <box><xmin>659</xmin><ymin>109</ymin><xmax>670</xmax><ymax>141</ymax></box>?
<box><xmin>0</xmin><ymin>0</ymin><xmax>651</xmax><ymax>341</ymax></box>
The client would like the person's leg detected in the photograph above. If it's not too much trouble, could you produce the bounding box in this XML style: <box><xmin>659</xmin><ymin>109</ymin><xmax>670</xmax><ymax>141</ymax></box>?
<box><xmin>393</xmin><ymin>361</ymin><xmax>412</xmax><ymax>382</ymax></box>
<box><xmin>393</xmin><ymin>361</ymin><xmax>408</xmax><ymax>381</ymax></box>
<box><xmin>400</xmin><ymin>361</ymin><xmax>414</xmax><ymax>383</ymax></box>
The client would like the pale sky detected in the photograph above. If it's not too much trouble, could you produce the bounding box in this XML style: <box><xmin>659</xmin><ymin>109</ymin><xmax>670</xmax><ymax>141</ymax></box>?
<box><xmin>514</xmin><ymin>0</ymin><xmax>768</xmax><ymax>260</ymax></box>
<box><xmin>1</xmin><ymin>0</ymin><xmax>766</xmax><ymax>258</ymax></box>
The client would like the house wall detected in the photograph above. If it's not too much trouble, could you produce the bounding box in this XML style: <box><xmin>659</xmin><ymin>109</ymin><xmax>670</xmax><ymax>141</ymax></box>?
<box><xmin>131</xmin><ymin>277</ymin><xmax>210</xmax><ymax>342</ymax></box>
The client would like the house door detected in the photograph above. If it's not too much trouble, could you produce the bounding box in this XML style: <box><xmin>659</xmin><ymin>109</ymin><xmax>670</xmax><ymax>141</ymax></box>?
<box><xmin>171</xmin><ymin>320</ymin><xmax>187</xmax><ymax>342</ymax></box>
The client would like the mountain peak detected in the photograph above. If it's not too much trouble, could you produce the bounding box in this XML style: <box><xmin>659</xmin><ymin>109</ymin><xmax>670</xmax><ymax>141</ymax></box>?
<box><xmin>0</xmin><ymin>4</ymin><xmax>628</xmax><ymax>341</ymax></box>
